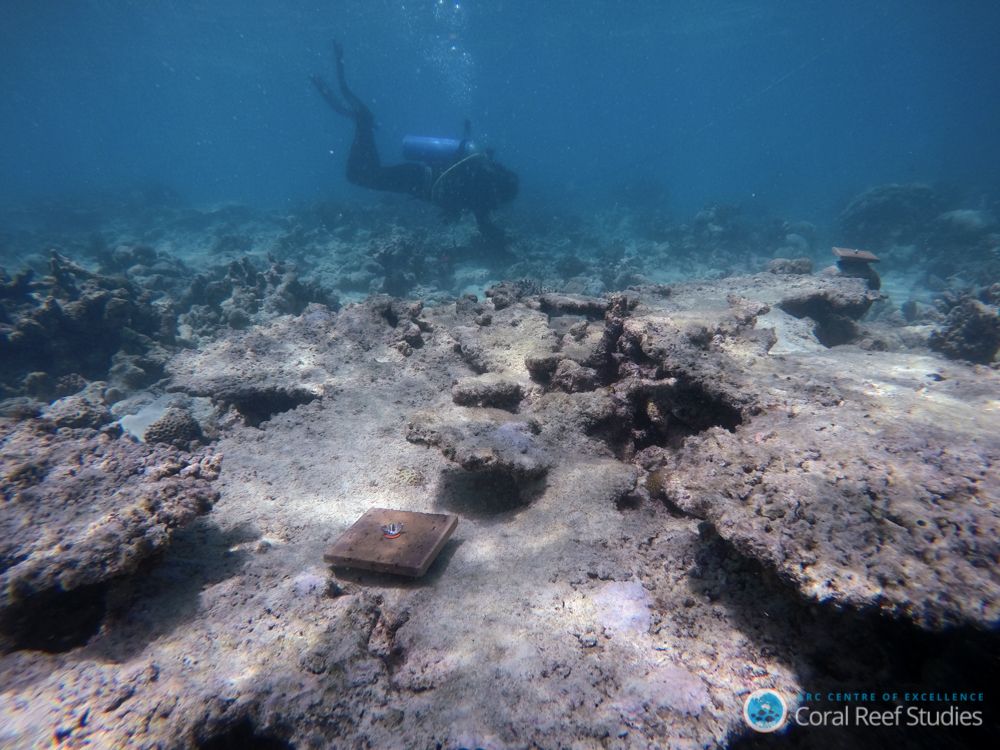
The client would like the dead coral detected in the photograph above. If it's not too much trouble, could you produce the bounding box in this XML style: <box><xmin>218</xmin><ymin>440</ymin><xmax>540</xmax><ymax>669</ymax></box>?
<box><xmin>451</xmin><ymin>374</ymin><xmax>524</xmax><ymax>410</ymax></box>
<box><xmin>929</xmin><ymin>297</ymin><xmax>1000</xmax><ymax>364</ymax></box>
<box><xmin>407</xmin><ymin>409</ymin><xmax>550</xmax><ymax>482</ymax></box>
<box><xmin>779</xmin><ymin>276</ymin><xmax>880</xmax><ymax>346</ymax></box>
<box><xmin>178</xmin><ymin>256</ymin><xmax>336</xmax><ymax>337</ymax></box>
<box><xmin>0</xmin><ymin>418</ymin><xmax>221</xmax><ymax>633</ymax></box>
<box><xmin>42</xmin><ymin>382</ymin><xmax>112</xmax><ymax>429</ymax></box>
<box><xmin>0</xmin><ymin>252</ymin><xmax>167</xmax><ymax>399</ymax></box>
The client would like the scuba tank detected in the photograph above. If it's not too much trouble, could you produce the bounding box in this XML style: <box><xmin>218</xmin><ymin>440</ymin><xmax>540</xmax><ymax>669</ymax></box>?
<box><xmin>405</xmin><ymin>122</ymin><xmax>505</xmax><ymax>212</ymax></box>
<box><xmin>402</xmin><ymin>135</ymin><xmax>463</xmax><ymax>164</ymax></box>
<box><xmin>403</xmin><ymin>120</ymin><xmax>482</xmax><ymax>164</ymax></box>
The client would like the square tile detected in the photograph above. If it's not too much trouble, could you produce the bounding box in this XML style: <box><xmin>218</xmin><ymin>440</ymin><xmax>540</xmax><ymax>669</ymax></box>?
<box><xmin>324</xmin><ymin>507</ymin><xmax>459</xmax><ymax>577</ymax></box>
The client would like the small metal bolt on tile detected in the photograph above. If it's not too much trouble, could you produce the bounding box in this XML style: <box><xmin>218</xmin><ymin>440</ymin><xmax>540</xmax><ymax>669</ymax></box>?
<box><xmin>381</xmin><ymin>521</ymin><xmax>404</xmax><ymax>539</ymax></box>
<box><xmin>326</xmin><ymin>508</ymin><xmax>458</xmax><ymax>577</ymax></box>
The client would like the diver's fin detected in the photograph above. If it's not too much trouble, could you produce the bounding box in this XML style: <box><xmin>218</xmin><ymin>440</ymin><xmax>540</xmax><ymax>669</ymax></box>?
<box><xmin>310</xmin><ymin>74</ymin><xmax>352</xmax><ymax>118</ymax></box>
<box><xmin>332</xmin><ymin>40</ymin><xmax>373</xmax><ymax>125</ymax></box>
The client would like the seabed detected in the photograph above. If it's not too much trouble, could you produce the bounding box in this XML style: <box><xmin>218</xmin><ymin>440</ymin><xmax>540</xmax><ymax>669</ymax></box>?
<box><xmin>1</xmin><ymin>191</ymin><xmax>998</xmax><ymax>748</ymax></box>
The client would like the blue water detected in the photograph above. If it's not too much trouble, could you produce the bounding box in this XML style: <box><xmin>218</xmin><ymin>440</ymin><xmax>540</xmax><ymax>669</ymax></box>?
<box><xmin>2</xmin><ymin>0</ymin><xmax>998</xmax><ymax>222</ymax></box>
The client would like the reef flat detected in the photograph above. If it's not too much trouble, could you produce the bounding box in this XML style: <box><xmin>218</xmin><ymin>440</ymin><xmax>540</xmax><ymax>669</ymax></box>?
<box><xmin>1</xmin><ymin>190</ymin><xmax>998</xmax><ymax>748</ymax></box>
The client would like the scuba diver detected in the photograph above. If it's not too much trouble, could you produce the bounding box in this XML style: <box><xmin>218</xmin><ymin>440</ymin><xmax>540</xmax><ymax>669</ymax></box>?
<box><xmin>310</xmin><ymin>42</ymin><xmax>518</xmax><ymax>237</ymax></box>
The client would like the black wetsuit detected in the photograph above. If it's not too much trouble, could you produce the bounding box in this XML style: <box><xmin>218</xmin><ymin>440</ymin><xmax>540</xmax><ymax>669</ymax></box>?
<box><xmin>344</xmin><ymin>107</ymin><xmax>430</xmax><ymax>199</ymax></box>
<box><xmin>312</xmin><ymin>43</ymin><xmax>518</xmax><ymax>231</ymax></box>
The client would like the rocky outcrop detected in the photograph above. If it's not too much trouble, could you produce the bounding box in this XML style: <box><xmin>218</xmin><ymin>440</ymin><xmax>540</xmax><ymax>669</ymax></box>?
<box><xmin>929</xmin><ymin>297</ymin><xmax>1000</xmax><ymax>364</ymax></box>
<box><xmin>0</xmin><ymin>418</ymin><xmax>220</xmax><ymax>650</ymax></box>
<box><xmin>407</xmin><ymin>409</ymin><xmax>551</xmax><ymax>482</ymax></box>
<box><xmin>0</xmin><ymin>253</ymin><xmax>169</xmax><ymax>400</ymax></box>
<box><xmin>778</xmin><ymin>275</ymin><xmax>881</xmax><ymax>346</ymax></box>
<box><xmin>451</xmin><ymin>374</ymin><xmax>524</xmax><ymax>410</ymax></box>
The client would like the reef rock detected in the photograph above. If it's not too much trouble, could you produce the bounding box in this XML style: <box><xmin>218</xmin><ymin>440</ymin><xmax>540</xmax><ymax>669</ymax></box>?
<box><xmin>407</xmin><ymin>408</ymin><xmax>550</xmax><ymax>482</ymax></box>
<box><xmin>644</xmin><ymin>343</ymin><xmax>1000</xmax><ymax>630</ymax></box>
<box><xmin>550</xmin><ymin>358</ymin><xmax>601</xmax><ymax>393</ymax></box>
<box><xmin>167</xmin><ymin>308</ymin><xmax>335</xmax><ymax>425</ymax></box>
<box><xmin>524</xmin><ymin>351</ymin><xmax>561</xmax><ymax>382</ymax></box>
<box><xmin>778</xmin><ymin>275</ymin><xmax>880</xmax><ymax>346</ymax></box>
<box><xmin>929</xmin><ymin>297</ymin><xmax>1000</xmax><ymax>364</ymax></box>
<box><xmin>767</xmin><ymin>257</ymin><xmax>813</xmax><ymax>275</ymax></box>
<box><xmin>537</xmin><ymin>292</ymin><xmax>610</xmax><ymax>318</ymax></box>
<box><xmin>0</xmin><ymin>419</ymin><xmax>220</xmax><ymax>637</ymax></box>
<box><xmin>0</xmin><ymin>252</ymin><xmax>168</xmax><ymax>400</ymax></box>
<box><xmin>451</xmin><ymin>374</ymin><xmax>524</xmax><ymax>410</ymax></box>
<box><xmin>1</xmin><ymin>265</ymin><xmax>996</xmax><ymax>749</ymax></box>
<box><xmin>42</xmin><ymin>382</ymin><xmax>112</xmax><ymax>429</ymax></box>
<box><xmin>484</xmin><ymin>278</ymin><xmax>540</xmax><ymax>310</ymax></box>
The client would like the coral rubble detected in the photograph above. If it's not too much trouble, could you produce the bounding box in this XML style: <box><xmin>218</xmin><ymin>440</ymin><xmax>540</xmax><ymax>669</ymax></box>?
<box><xmin>0</xmin><ymin>196</ymin><xmax>996</xmax><ymax>749</ymax></box>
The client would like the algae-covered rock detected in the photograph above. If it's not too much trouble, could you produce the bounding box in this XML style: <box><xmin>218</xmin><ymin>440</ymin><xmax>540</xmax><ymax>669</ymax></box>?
<box><xmin>451</xmin><ymin>374</ymin><xmax>524</xmax><ymax>410</ymax></box>
<box><xmin>407</xmin><ymin>408</ymin><xmax>550</xmax><ymax>481</ymax></box>
<box><xmin>550</xmin><ymin>359</ymin><xmax>600</xmax><ymax>393</ymax></box>
<box><xmin>929</xmin><ymin>298</ymin><xmax>1000</xmax><ymax>364</ymax></box>
<box><xmin>0</xmin><ymin>419</ymin><xmax>221</xmax><ymax>619</ymax></box>
<box><xmin>43</xmin><ymin>383</ymin><xmax>112</xmax><ymax>429</ymax></box>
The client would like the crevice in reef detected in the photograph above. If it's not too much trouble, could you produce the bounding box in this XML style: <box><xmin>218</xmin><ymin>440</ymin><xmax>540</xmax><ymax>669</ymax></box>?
<box><xmin>196</xmin><ymin>718</ymin><xmax>295</xmax><ymax>750</ymax></box>
<box><xmin>692</xmin><ymin>525</ymin><xmax>1000</xmax><ymax>750</ymax></box>
<box><xmin>434</xmin><ymin>467</ymin><xmax>545</xmax><ymax>519</ymax></box>
<box><xmin>0</xmin><ymin>582</ymin><xmax>108</xmax><ymax>653</ymax></box>
<box><xmin>574</xmin><ymin>299</ymin><xmax>750</xmax><ymax>460</ymax></box>
<box><xmin>636</xmin><ymin>377</ymin><xmax>743</xmax><ymax>450</ymax></box>
<box><xmin>222</xmin><ymin>386</ymin><xmax>318</xmax><ymax>427</ymax></box>
<box><xmin>591</xmin><ymin>376</ymin><xmax>746</xmax><ymax>460</ymax></box>
<box><xmin>778</xmin><ymin>295</ymin><xmax>870</xmax><ymax>347</ymax></box>
<box><xmin>367</xmin><ymin>604</ymin><xmax>410</xmax><ymax>679</ymax></box>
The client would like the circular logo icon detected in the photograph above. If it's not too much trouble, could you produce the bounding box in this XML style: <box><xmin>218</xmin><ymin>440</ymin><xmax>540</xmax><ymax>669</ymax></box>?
<box><xmin>743</xmin><ymin>688</ymin><xmax>788</xmax><ymax>733</ymax></box>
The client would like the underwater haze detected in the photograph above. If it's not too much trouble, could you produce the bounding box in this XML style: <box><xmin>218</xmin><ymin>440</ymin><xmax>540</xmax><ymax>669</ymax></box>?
<box><xmin>2</xmin><ymin>0</ymin><xmax>999</xmax><ymax>218</ymax></box>
<box><xmin>2</xmin><ymin>3</ymin><xmax>1000</xmax><ymax>749</ymax></box>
